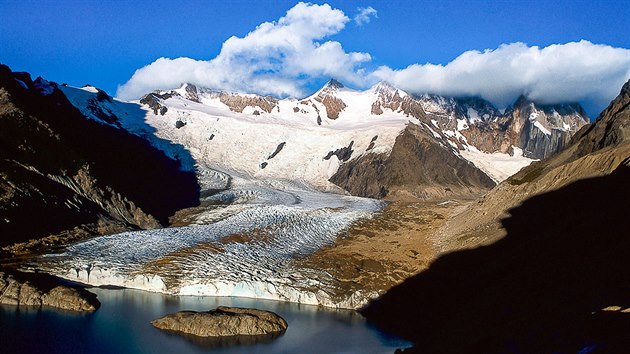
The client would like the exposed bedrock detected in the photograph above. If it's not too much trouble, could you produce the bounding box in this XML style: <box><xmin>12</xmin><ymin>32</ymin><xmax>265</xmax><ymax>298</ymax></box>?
<box><xmin>0</xmin><ymin>270</ymin><xmax>99</xmax><ymax>312</ymax></box>
<box><xmin>330</xmin><ymin>123</ymin><xmax>495</xmax><ymax>199</ymax></box>
<box><xmin>151</xmin><ymin>306</ymin><xmax>287</xmax><ymax>344</ymax></box>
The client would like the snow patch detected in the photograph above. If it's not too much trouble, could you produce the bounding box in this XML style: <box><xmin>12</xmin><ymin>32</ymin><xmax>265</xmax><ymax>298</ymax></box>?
<box><xmin>14</xmin><ymin>78</ymin><xmax>28</xmax><ymax>89</ymax></box>
<box><xmin>457</xmin><ymin>119</ymin><xmax>469</xmax><ymax>131</ymax></box>
<box><xmin>533</xmin><ymin>121</ymin><xmax>551</xmax><ymax>135</ymax></box>
<box><xmin>80</xmin><ymin>85</ymin><xmax>99</xmax><ymax>93</ymax></box>
<box><xmin>460</xmin><ymin>146</ymin><xmax>535</xmax><ymax>182</ymax></box>
<box><xmin>467</xmin><ymin>107</ymin><xmax>480</xmax><ymax>123</ymax></box>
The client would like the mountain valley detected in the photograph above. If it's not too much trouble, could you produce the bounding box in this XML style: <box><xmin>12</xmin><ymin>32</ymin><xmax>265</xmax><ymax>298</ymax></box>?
<box><xmin>1</xmin><ymin>63</ymin><xmax>628</xmax><ymax>352</ymax></box>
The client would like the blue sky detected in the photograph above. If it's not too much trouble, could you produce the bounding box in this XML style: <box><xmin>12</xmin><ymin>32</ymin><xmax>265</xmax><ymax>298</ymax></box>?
<box><xmin>1</xmin><ymin>0</ymin><xmax>629</xmax><ymax>116</ymax></box>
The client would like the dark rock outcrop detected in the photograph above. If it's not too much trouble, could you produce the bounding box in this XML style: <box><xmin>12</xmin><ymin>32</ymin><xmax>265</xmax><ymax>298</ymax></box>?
<box><xmin>0</xmin><ymin>271</ymin><xmax>99</xmax><ymax>312</ymax></box>
<box><xmin>140</xmin><ymin>93</ymin><xmax>169</xmax><ymax>115</ymax></box>
<box><xmin>366</xmin><ymin>135</ymin><xmax>378</xmax><ymax>151</ymax></box>
<box><xmin>183</xmin><ymin>84</ymin><xmax>200</xmax><ymax>103</ymax></box>
<box><xmin>267</xmin><ymin>142</ymin><xmax>286</xmax><ymax>160</ymax></box>
<box><xmin>151</xmin><ymin>307</ymin><xmax>287</xmax><ymax>339</ymax></box>
<box><xmin>323</xmin><ymin>141</ymin><xmax>354</xmax><ymax>162</ymax></box>
<box><xmin>330</xmin><ymin>124</ymin><xmax>495</xmax><ymax>199</ymax></box>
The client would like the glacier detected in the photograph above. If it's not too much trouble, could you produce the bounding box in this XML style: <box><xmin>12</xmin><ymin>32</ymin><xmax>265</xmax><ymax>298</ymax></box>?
<box><xmin>34</xmin><ymin>179</ymin><xmax>383</xmax><ymax>308</ymax></box>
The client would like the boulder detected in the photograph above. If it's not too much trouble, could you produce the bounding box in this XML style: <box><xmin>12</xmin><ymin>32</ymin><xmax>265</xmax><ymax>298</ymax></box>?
<box><xmin>151</xmin><ymin>306</ymin><xmax>288</xmax><ymax>339</ymax></box>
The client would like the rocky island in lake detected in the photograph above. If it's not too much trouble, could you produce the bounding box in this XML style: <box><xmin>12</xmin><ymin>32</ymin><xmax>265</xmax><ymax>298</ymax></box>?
<box><xmin>151</xmin><ymin>306</ymin><xmax>288</xmax><ymax>346</ymax></box>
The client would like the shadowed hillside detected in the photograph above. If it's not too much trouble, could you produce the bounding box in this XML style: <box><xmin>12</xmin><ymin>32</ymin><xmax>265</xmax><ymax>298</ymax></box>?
<box><xmin>0</xmin><ymin>64</ymin><xmax>200</xmax><ymax>252</ymax></box>
<box><xmin>362</xmin><ymin>162</ymin><xmax>630</xmax><ymax>353</ymax></box>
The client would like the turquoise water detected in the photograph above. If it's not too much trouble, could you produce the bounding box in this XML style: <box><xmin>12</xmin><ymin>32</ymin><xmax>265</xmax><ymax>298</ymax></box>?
<box><xmin>0</xmin><ymin>288</ymin><xmax>409</xmax><ymax>353</ymax></box>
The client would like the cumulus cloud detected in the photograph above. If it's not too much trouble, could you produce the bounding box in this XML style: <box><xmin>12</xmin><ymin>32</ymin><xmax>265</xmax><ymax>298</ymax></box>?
<box><xmin>371</xmin><ymin>41</ymin><xmax>630</xmax><ymax>116</ymax></box>
<box><xmin>117</xmin><ymin>2</ymin><xmax>370</xmax><ymax>100</ymax></box>
<box><xmin>117</xmin><ymin>2</ymin><xmax>630</xmax><ymax>117</ymax></box>
<box><xmin>354</xmin><ymin>6</ymin><xmax>377</xmax><ymax>26</ymax></box>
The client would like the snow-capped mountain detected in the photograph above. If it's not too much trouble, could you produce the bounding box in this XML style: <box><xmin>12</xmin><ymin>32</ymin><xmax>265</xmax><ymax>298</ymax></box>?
<box><xmin>61</xmin><ymin>78</ymin><xmax>586</xmax><ymax>196</ymax></box>
<box><xmin>14</xmin><ymin>72</ymin><xmax>593</xmax><ymax>309</ymax></box>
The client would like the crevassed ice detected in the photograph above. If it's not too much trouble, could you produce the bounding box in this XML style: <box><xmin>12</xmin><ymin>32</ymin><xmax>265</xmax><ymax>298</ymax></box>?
<box><xmin>35</xmin><ymin>182</ymin><xmax>383</xmax><ymax>308</ymax></box>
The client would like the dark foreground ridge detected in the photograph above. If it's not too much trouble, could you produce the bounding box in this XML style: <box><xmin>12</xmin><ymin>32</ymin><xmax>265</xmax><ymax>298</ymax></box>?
<box><xmin>0</xmin><ymin>64</ymin><xmax>200</xmax><ymax>251</ymax></box>
<box><xmin>362</xmin><ymin>163</ymin><xmax>630</xmax><ymax>353</ymax></box>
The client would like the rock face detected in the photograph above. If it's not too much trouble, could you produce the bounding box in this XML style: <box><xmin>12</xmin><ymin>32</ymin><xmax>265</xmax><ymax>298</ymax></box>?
<box><xmin>323</xmin><ymin>141</ymin><xmax>354</xmax><ymax>162</ymax></box>
<box><xmin>506</xmin><ymin>97</ymin><xmax>588</xmax><ymax>158</ymax></box>
<box><xmin>330</xmin><ymin>123</ymin><xmax>496</xmax><ymax>199</ymax></box>
<box><xmin>420</xmin><ymin>94</ymin><xmax>589</xmax><ymax>159</ymax></box>
<box><xmin>0</xmin><ymin>64</ymin><xmax>199</xmax><ymax>251</ymax></box>
<box><xmin>0</xmin><ymin>271</ymin><xmax>99</xmax><ymax>312</ymax></box>
<box><xmin>218</xmin><ymin>93</ymin><xmax>278</xmax><ymax>114</ymax></box>
<box><xmin>151</xmin><ymin>307</ymin><xmax>288</xmax><ymax>339</ymax></box>
<box><xmin>570</xmin><ymin>79</ymin><xmax>630</xmax><ymax>159</ymax></box>
<box><xmin>302</xmin><ymin>79</ymin><xmax>348</xmax><ymax>120</ymax></box>
<box><xmin>139</xmin><ymin>92</ymin><xmax>169</xmax><ymax>115</ymax></box>
<box><xmin>371</xmin><ymin>82</ymin><xmax>426</xmax><ymax>120</ymax></box>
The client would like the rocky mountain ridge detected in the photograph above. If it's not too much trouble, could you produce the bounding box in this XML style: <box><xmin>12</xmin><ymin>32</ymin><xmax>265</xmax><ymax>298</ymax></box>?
<box><xmin>0</xmin><ymin>64</ymin><xmax>199</xmax><ymax>252</ymax></box>
<box><xmin>144</xmin><ymin>78</ymin><xmax>587</xmax><ymax>157</ymax></box>
<box><xmin>65</xmin><ymin>78</ymin><xmax>579</xmax><ymax>201</ymax></box>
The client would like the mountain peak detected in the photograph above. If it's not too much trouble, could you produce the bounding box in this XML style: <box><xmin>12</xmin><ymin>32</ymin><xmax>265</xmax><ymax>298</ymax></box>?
<box><xmin>324</xmin><ymin>78</ymin><xmax>344</xmax><ymax>90</ymax></box>
<box><xmin>375</xmin><ymin>81</ymin><xmax>394</xmax><ymax>88</ymax></box>
<box><xmin>513</xmin><ymin>94</ymin><xmax>532</xmax><ymax>106</ymax></box>
<box><xmin>372</xmin><ymin>81</ymin><xmax>398</xmax><ymax>92</ymax></box>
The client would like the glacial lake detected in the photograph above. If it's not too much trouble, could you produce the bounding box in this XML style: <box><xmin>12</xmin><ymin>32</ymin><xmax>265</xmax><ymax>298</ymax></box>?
<box><xmin>0</xmin><ymin>287</ymin><xmax>409</xmax><ymax>354</ymax></box>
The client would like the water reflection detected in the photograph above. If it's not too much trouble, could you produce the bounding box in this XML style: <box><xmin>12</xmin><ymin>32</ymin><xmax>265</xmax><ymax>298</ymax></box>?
<box><xmin>0</xmin><ymin>288</ymin><xmax>409</xmax><ymax>354</ymax></box>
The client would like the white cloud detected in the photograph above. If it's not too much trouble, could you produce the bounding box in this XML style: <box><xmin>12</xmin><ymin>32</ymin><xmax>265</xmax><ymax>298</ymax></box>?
<box><xmin>117</xmin><ymin>2</ymin><xmax>630</xmax><ymax>117</ymax></box>
<box><xmin>117</xmin><ymin>2</ymin><xmax>370</xmax><ymax>100</ymax></box>
<box><xmin>371</xmin><ymin>41</ymin><xmax>630</xmax><ymax>116</ymax></box>
<box><xmin>354</xmin><ymin>6</ymin><xmax>377</xmax><ymax>26</ymax></box>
